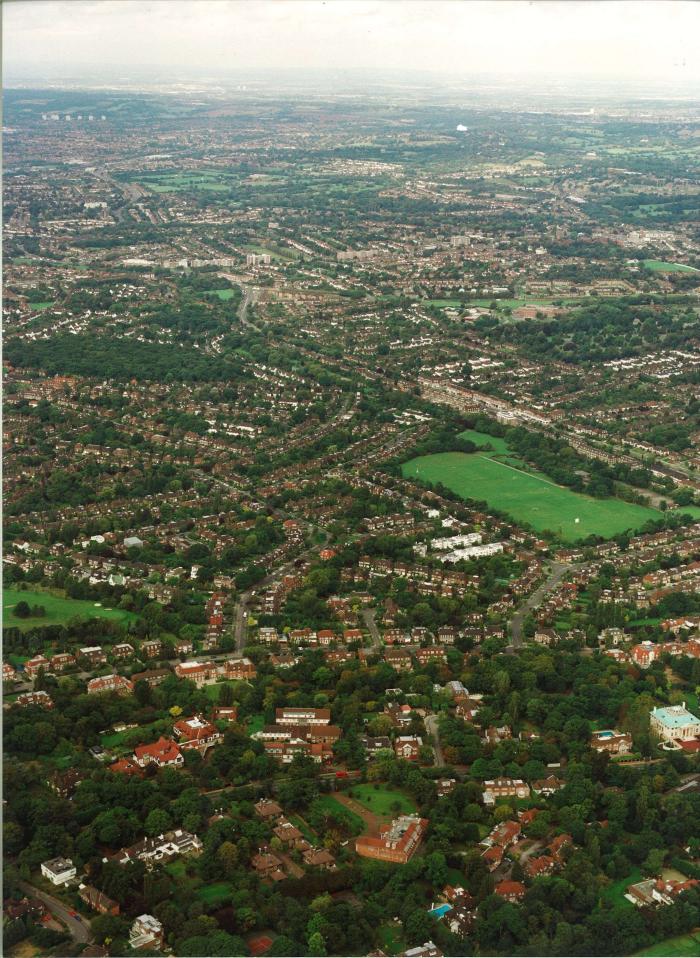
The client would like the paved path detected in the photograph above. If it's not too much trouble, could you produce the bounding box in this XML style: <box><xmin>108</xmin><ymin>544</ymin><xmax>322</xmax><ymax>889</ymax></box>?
<box><xmin>20</xmin><ymin>881</ymin><xmax>91</xmax><ymax>944</ymax></box>
<box><xmin>361</xmin><ymin>608</ymin><xmax>381</xmax><ymax>650</ymax></box>
<box><xmin>424</xmin><ymin>713</ymin><xmax>446</xmax><ymax>767</ymax></box>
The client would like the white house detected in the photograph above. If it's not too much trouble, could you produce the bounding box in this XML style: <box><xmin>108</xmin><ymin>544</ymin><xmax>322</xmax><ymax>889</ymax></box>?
<box><xmin>41</xmin><ymin>857</ymin><xmax>77</xmax><ymax>885</ymax></box>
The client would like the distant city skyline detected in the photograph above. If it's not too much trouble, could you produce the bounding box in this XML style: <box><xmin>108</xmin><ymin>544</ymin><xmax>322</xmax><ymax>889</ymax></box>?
<box><xmin>4</xmin><ymin>0</ymin><xmax>700</xmax><ymax>88</ymax></box>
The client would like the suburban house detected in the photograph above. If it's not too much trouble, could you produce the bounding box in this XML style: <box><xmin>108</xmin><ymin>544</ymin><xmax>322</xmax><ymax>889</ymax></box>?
<box><xmin>24</xmin><ymin>655</ymin><xmax>51</xmax><ymax>679</ymax></box>
<box><xmin>650</xmin><ymin>703</ymin><xmax>700</xmax><ymax>744</ymax></box>
<box><xmin>275</xmin><ymin>707</ymin><xmax>330</xmax><ymax>725</ymax></box>
<box><xmin>111</xmin><ymin>643</ymin><xmax>135</xmax><ymax>661</ymax></box>
<box><xmin>222</xmin><ymin>657</ymin><xmax>257</xmax><ymax>680</ymax></box>
<box><xmin>49</xmin><ymin>652</ymin><xmax>76</xmax><ymax>672</ymax></box>
<box><xmin>174</xmin><ymin>660</ymin><xmax>219</xmax><ymax>686</ymax></box>
<box><xmin>133</xmin><ymin>737</ymin><xmax>184</xmax><ymax>768</ymax></box>
<box><xmin>87</xmin><ymin>674</ymin><xmax>133</xmax><ymax>696</ymax></box>
<box><xmin>631</xmin><ymin>641</ymin><xmax>661</xmax><ymax>669</ymax></box>
<box><xmin>79</xmin><ymin>646</ymin><xmax>108</xmax><ymax>666</ymax></box>
<box><xmin>129</xmin><ymin>914</ymin><xmax>164</xmax><ymax>950</ymax></box>
<box><xmin>531</xmin><ymin>775</ymin><xmax>565</xmax><ymax>796</ymax></box>
<box><xmin>78</xmin><ymin>884</ymin><xmax>120</xmax><ymax>915</ymax></box>
<box><xmin>252</xmin><ymin>850</ymin><xmax>286</xmax><ymax>882</ymax></box>
<box><xmin>394</xmin><ymin>735</ymin><xmax>423</xmax><ymax>760</ymax></box>
<box><xmin>355</xmin><ymin>815</ymin><xmax>428</xmax><ymax>864</ymax></box>
<box><xmin>482</xmin><ymin>820</ymin><xmax>521</xmax><ymax>850</ymax></box>
<box><xmin>131</xmin><ymin>668</ymin><xmax>171</xmax><ymax>688</ymax></box>
<box><xmin>495</xmin><ymin>880</ymin><xmax>526</xmax><ymax>902</ymax></box>
<box><xmin>254</xmin><ymin>798</ymin><xmax>283</xmax><ymax>820</ymax></box>
<box><xmin>16</xmin><ymin>690</ymin><xmax>54</xmax><ymax>709</ymax></box>
<box><xmin>3</xmin><ymin>662</ymin><xmax>17</xmax><ymax>682</ymax></box>
<box><xmin>525</xmin><ymin>854</ymin><xmax>558</xmax><ymax>878</ymax></box>
<box><xmin>482</xmin><ymin>778</ymin><xmax>530</xmax><ymax>805</ymax></box>
<box><xmin>303</xmin><ymin>847</ymin><xmax>336</xmax><ymax>870</ymax></box>
<box><xmin>173</xmin><ymin>715</ymin><xmax>222</xmax><ymax>751</ymax></box>
<box><xmin>140</xmin><ymin>639</ymin><xmax>162</xmax><ymax>659</ymax></box>
<box><xmin>626</xmin><ymin>877</ymin><xmax>700</xmax><ymax>908</ymax></box>
<box><xmin>212</xmin><ymin>705</ymin><xmax>238</xmax><ymax>723</ymax></box>
<box><xmin>113</xmin><ymin>830</ymin><xmax>202</xmax><ymax>866</ymax></box>
<box><xmin>40</xmin><ymin>857</ymin><xmax>77</xmax><ymax>885</ymax></box>
<box><xmin>590</xmin><ymin>729</ymin><xmax>633</xmax><ymax>754</ymax></box>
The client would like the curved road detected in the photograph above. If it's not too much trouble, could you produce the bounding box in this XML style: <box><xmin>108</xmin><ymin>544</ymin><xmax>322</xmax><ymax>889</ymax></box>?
<box><xmin>20</xmin><ymin>881</ymin><xmax>92</xmax><ymax>944</ymax></box>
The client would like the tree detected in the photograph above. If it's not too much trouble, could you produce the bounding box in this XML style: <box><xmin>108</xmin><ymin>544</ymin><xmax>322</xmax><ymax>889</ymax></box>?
<box><xmin>145</xmin><ymin>809</ymin><xmax>171</xmax><ymax>837</ymax></box>
<box><xmin>216</xmin><ymin>840</ymin><xmax>239</xmax><ymax>877</ymax></box>
<box><xmin>14</xmin><ymin>601</ymin><xmax>31</xmax><ymax>619</ymax></box>
<box><xmin>307</xmin><ymin>932</ymin><xmax>327</xmax><ymax>957</ymax></box>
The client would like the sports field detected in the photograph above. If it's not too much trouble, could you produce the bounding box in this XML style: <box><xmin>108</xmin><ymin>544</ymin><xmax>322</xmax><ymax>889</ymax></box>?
<box><xmin>635</xmin><ymin>931</ymin><xmax>700</xmax><ymax>956</ymax></box>
<box><xmin>642</xmin><ymin>260</ymin><xmax>699</xmax><ymax>273</ymax></box>
<box><xmin>402</xmin><ymin>440</ymin><xmax>660</xmax><ymax>542</ymax></box>
<box><xmin>3</xmin><ymin>589</ymin><xmax>137</xmax><ymax>631</ymax></box>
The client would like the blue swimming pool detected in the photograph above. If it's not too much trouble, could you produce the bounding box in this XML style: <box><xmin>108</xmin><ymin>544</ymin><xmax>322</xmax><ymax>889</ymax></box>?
<box><xmin>429</xmin><ymin>904</ymin><xmax>452</xmax><ymax>917</ymax></box>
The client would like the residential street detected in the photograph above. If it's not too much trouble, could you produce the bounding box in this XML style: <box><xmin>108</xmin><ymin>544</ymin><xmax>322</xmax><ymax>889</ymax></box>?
<box><xmin>19</xmin><ymin>881</ymin><xmax>92</xmax><ymax>944</ymax></box>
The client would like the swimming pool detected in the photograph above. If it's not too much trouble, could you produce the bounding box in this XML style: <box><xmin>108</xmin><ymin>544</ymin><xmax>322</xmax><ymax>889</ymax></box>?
<box><xmin>429</xmin><ymin>904</ymin><xmax>453</xmax><ymax>917</ymax></box>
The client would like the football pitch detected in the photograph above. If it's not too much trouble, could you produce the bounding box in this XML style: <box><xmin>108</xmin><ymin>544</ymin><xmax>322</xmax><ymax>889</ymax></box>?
<box><xmin>402</xmin><ymin>446</ymin><xmax>660</xmax><ymax>543</ymax></box>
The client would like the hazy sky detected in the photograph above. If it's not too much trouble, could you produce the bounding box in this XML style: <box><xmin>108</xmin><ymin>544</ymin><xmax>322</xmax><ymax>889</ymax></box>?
<box><xmin>4</xmin><ymin>0</ymin><xmax>700</xmax><ymax>85</ymax></box>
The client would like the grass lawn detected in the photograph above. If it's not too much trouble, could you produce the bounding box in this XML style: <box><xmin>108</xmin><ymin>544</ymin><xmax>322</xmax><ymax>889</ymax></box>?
<box><xmin>29</xmin><ymin>302</ymin><xmax>54</xmax><ymax>311</ymax></box>
<box><xmin>376</xmin><ymin>923</ymin><xmax>407</xmax><ymax>957</ymax></box>
<box><xmin>203</xmin><ymin>681</ymin><xmax>240</xmax><ymax>703</ymax></box>
<box><xmin>635</xmin><ymin>931</ymin><xmax>700</xmax><ymax>956</ymax></box>
<box><xmin>290</xmin><ymin>814</ymin><xmax>318</xmax><ymax>843</ymax></box>
<box><xmin>3</xmin><ymin>588</ymin><xmax>137</xmax><ymax>631</ymax></box>
<box><xmin>459</xmin><ymin>429</ymin><xmax>511</xmax><ymax>455</ymax></box>
<box><xmin>101</xmin><ymin>720</ymin><xmax>164</xmax><ymax>751</ymax></box>
<box><xmin>196</xmin><ymin>882</ymin><xmax>235</xmax><ymax>905</ymax></box>
<box><xmin>313</xmin><ymin>794</ymin><xmax>365</xmax><ymax>833</ymax></box>
<box><xmin>204</xmin><ymin>288</ymin><xmax>237</xmax><ymax>300</ymax></box>
<box><xmin>643</xmin><ymin>260</ymin><xmax>699</xmax><ymax>273</ymax></box>
<box><xmin>402</xmin><ymin>447</ymin><xmax>660</xmax><ymax>543</ymax></box>
<box><xmin>670</xmin><ymin>506</ymin><xmax>700</xmax><ymax>520</ymax></box>
<box><xmin>246</xmin><ymin>714</ymin><xmax>265</xmax><ymax>735</ymax></box>
<box><xmin>348</xmin><ymin>784</ymin><xmax>417</xmax><ymax>818</ymax></box>
<box><xmin>601</xmin><ymin>867</ymin><xmax>643</xmax><ymax>908</ymax></box>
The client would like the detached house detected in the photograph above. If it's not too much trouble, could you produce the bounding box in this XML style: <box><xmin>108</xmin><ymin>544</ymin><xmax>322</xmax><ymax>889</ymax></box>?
<box><xmin>133</xmin><ymin>737</ymin><xmax>183</xmax><ymax>769</ymax></box>
<box><xmin>87</xmin><ymin>674</ymin><xmax>133</xmax><ymax>696</ymax></box>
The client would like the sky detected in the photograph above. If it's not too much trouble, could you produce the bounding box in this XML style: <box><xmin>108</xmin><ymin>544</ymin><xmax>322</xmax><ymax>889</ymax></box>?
<box><xmin>3</xmin><ymin>0</ymin><xmax>700</xmax><ymax>87</ymax></box>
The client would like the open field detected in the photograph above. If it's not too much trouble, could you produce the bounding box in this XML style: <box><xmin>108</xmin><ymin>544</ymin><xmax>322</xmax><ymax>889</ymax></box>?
<box><xmin>29</xmin><ymin>301</ymin><xmax>54</xmax><ymax>311</ymax></box>
<box><xmin>402</xmin><ymin>450</ymin><xmax>659</xmax><ymax>543</ymax></box>
<box><xmin>138</xmin><ymin>172</ymin><xmax>234</xmax><ymax>193</ymax></box>
<box><xmin>3</xmin><ymin>588</ymin><xmax>137</xmax><ymax>631</ymax></box>
<box><xmin>635</xmin><ymin>931</ymin><xmax>700</xmax><ymax>956</ymax></box>
<box><xmin>204</xmin><ymin>288</ymin><xmax>237</xmax><ymax>300</ymax></box>
<box><xmin>643</xmin><ymin>260</ymin><xmax>699</xmax><ymax>273</ymax></box>
<box><xmin>348</xmin><ymin>784</ymin><xmax>417</xmax><ymax>818</ymax></box>
<box><xmin>196</xmin><ymin>882</ymin><xmax>234</xmax><ymax>905</ymax></box>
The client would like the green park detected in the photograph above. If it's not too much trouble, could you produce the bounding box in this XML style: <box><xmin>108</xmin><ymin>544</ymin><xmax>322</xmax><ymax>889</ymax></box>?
<box><xmin>2</xmin><ymin>588</ymin><xmax>137</xmax><ymax>632</ymax></box>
